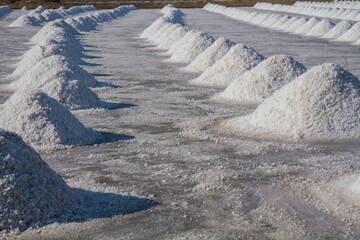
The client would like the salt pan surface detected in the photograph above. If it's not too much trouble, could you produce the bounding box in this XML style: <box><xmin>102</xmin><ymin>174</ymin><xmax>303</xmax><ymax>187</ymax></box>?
<box><xmin>0</xmin><ymin>90</ymin><xmax>101</xmax><ymax>150</ymax></box>
<box><xmin>217</xmin><ymin>55</ymin><xmax>307</xmax><ymax>105</ymax></box>
<box><xmin>189</xmin><ymin>44</ymin><xmax>264</xmax><ymax>88</ymax></box>
<box><xmin>183</xmin><ymin>37</ymin><xmax>235</xmax><ymax>73</ymax></box>
<box><xmin>223</xmin><ymin>63</ymin><xmax>360</xmax><ymax>142</ymax></box>
<box><xmin>0</xmin><ymin>129</ymin><xmax>82</xmax><ymax>232</ymax></box>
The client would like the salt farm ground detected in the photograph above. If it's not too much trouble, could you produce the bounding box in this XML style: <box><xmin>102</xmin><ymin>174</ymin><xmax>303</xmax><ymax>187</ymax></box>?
<box><xmin>2</xmin><ymin>6</ymin><xmax>360</xmax><ymax>239</ymax></box>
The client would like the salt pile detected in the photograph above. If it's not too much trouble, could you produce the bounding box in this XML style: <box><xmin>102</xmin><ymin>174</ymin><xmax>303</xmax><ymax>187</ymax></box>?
<box><xmin>9</xmin><ymin>15</ymin><xmax>41</xmax><ymax>27</ymax></box>
<box><xmin>0</xmin><ymin>90</ymin><xmax>101</xmax><ymax>150</ymax></box>
<box><xmin>155</xmin><ymin>24</ymin><xmax>189</xmax><ymax>50</ymax></box>
<box><xmin>285</xmin><ymin>17</ymin><xmax>309</xmax><ymax>33</ymax></box>
<box><xmin>183</xmin><ymin>37</ymin><xmax>235</xmax><ymax>73</ymax></box>
<box><xmin>8</xmin><ymin>43</ymin><xmax>85</xmax><ymax>81</ymax></box>
<box><xmin>271</xmin><ymin>15</ymin><xmax>292</xmax><ymax>30</ymax></box>
<box><xmin>294</xmin><ymin>17</ymin><xmax>320</xmax><ymax>35</ymax></box>
<box><xmin>0</xmin><ymin>6</ymin><xmax>11</xmax><ymax>18</ymax></box>
<box><xmin>33</xmin><ymin>19</ymin><xmax>80</xmax><ymax>39</ymax></box>
<box><xmin>222</xmin><ymin>63</ymin><xmax>360</xmax><ymax>142</ymax></box>
<box><xmin>11</xmin><ymin>55</ymin><xmax>102</xmax><ymax>110</ymax></box>
<box><xmin>336</xmin><ymin>22</ymin><xmax>360</xmax><ymax>42</ymax></box>
<box><xmin>277</xmin><ymin>16</ymin><xmax>300</xmax><ymax>31</ymax></box>
<box><xmin>305</xmin><ymin>19</ymin><xmax>335</xmax><ymax>37</ymax></box>
<box><xmin>167</xmin><ymin>30</ymin><xmax>214</xmax><ymax>64</ymax></box>
<box><xmin>0</xmin><ymin>129</ymin><xmax>82</xmax><ymax>232</ymax></box>
<box><xmin>11</xmin><ymin>55</ymin><xmax>98</xmax><ymax>89</ymax></box>
<box><xmin>322</xmin><ymin>21</ymin><xmax>353</xmax><ymax>39</ymax></box>
<box><xmin>217</xmin><ymin>55</ymin><xmax>307</xmax><ymax>105</ymax></box>
<box><xmin>189</xmin><ymin>44</ymin><xmax>264</xmax><ymax>88</ymax></box>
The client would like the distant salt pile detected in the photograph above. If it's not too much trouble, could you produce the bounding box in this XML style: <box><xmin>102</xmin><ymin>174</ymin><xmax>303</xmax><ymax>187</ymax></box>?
<box><xmin>277</xmin><ymin>16</ymin><xmax>300</xmax><ymax>31</ymax></box>
<box><xmin>222</xmin><ymin>63</ymin><xmax>360</xmax><ymax>142</ymax></box>
<box><xmin>189</xmin><ymin>44</ymin><xmax>265</xmax><ymax>88</ymax></box>
<box><xmin>336</xmin><ymin>22</ymin><xmax>360</xmax><ymax>43</ymax></box>
<box><xmin>9</xmin><ymin>5</ymin><xmax>98</xmax><ymax>27</ymax></box>
<box><xmin>21</xmin><ymin>6</ymin><xmax>29</xmax><ymax>11</ymax></box>
<box><xmin>11</xmin><ymin>55</ymin><xmax>102</xmax><ymax>110</ymax></box>
<box><xmin>167</xmin><ymin>30</ymin><xmax>214</xmax><ymax>64</ymax></box>
<box><xmin>294</xmin><ymin>17</ymin><xmax>320</xmax><ymax>35</ymax></box>
<box><xmin>154</xmin><ymin>24</ymin><xmax>189</xmax><ymax>50</ymax></box>
<box><xmin>271</xmin><ymin>15</ymin><xmax>292</xmax><ymax>30</ymax></box>
<box><xmin>322</xmin><ymin>21</ymin><xmax>352</xmax><ymax>39</ymax></box>
<box><xmin>305</xmin><ymin>19</ymin><xmax>335</xmax><ymax>37</ymax></box>
<box><xmin>184</xmin><ymin>37</ymin><xmax>235</xmax><ymax>73</ymax></box>
<box><xmin>9</xmin><ymin>15</ymin><xmax>42</xmax><ymax>27</ymax></box>
<box><xmin>217</xmin><ymin>55</ymin><xmax>307</xmax><ymax>105</ymax></box>
<box><xmin>0</xmin><ymin>129</ymin><xmax>82</xmax><ymax>232</ymax></box>
<box><xmin>141</xmin><ymin>6</ymin><xmax>184</xmax><ymax>39</ymax></box>
<box><xmin>0</xmin><ymin>90</ymin><xmax>101</xmax><ymax>150</ymax></box>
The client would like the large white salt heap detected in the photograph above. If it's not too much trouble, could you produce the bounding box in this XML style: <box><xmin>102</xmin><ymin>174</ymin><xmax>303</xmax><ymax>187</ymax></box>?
<box><xmin>0</xmin><ymin>129</ymin><xmax>82</xmax><ymax>232</ymax></box>
<box><xmin>166</xmin><ymin>30</ymin><xmax>214</xmax><ymax>64</ymax></box>
<box><xmin>189</xmin><ymin>44</ymin><xmax>265</xmax><ymax>88</ymax></box>
<box><xmin>184</xmin><ymin>37</ymin><xmax>235</xmax><ymax>73</ymax></box>
<box><xmin>9</xmin><ymin>15</ymin><xmax>42</xmax><ymax>27</ymax></box>
<box><xmin>0</xmin><ymin>90</ymin><xmax>101</xmax><ymax>150</ymax></box>
<box><xmin>223</xmin><ymin>63</ymin><xmax>360</xmax><ymax>142</ymax></box>
<box><xmin>10</xmin><ymin>55</ymin><xmax>102</xmax><ymax>110</ymax></box>
<box><xmin>217</xmin><ymin>55</ymin><xmax>307</xmax><ymax>105</ymax></box>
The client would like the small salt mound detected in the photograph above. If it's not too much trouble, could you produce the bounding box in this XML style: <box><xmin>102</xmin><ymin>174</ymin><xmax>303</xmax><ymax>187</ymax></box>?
<box><xmin>160</xmin><ymin>4</ymin><xmax>175</xmax><ymax>14</ymax></box>
<box><xmin>183</xmin><ymin>37</ymin><xmax>235</xmax><ymax>73</ymax></box>
<box><xmin>12</xmin><ymin>56</ymin><xmax>102</xmax><ymax>110</ymax></box>
<box><xmin>21</xmin><ymin>6</ymin><xmax>28</xmax><ymax>11</ymax></box>
<box><xmin>166</xmin><ymin>30</ymin><xmax>214</xmax><ymax>64</ymax></box>
<box><xmin>271</xmin><ymin>15</ymin><xmax>292</xmax><ymax>30</ymax></box>
<box><xmin>336</xmin><ymin>22</ymin><xmax>360</xmax><ymax>42</ymax></box>
<box><xmin>284</xmin><ymin>17</ymin><xmax>308</xmax><ymax>33</ymax></box>
<box><xmin>8</xmin><ymin>43</ymin><xmax>84</xmax><ymax>80</ymax></box>
<box><xmin>217</xmin><ymin>55</ymin><xmax>307</xmax><ymax>105</ymax></box>
<box><xmin>41</xmin><ymin>9</ymin><xmax>63</xmax><ymax>22</ymax></box>
<box><xmin>11</xmin><ymin>55</ymin><xmax>98</xmax><ymax>89</ymax></box>
<box><xmin>277</xmin><ymin>16</ymin><xmax>299</xmax><ymax>31</ymax></box>
<box><xmin>260</xmin><ymin>14</ymin><xmax>282</xmax><ymax>28</ymax></box>
<box><xmin>162</xmin><ymin>8</ymin><xmax>184</xmax><ymax>24</ymax></box>
<box><xmin>33</xmin><ymin>19</ymin><xmax>80</xmax><ymax>39</ymax></box>
<box><xmin>0</xmin><ymin>129</ymin><xmax>82</xmax><ymax>232</ymax></box>
<box><xmin>305</xmin><ymin>19</ymin><xmax>335</xmax><ymax>37</ymax></box>
<box><xmin>294</xmin><ymin>17</ymin><xmax>321</xmax><ymax>35</ymax></box>
<box><xmin>71</xmin><ymin>15</ymin><xmax>97</xmax><ymax>32</ymax></box>
<box><xmin>156</xmin><ymin>24</ymin><xmax>189</xmax><ymax>50</ymax></box>
<box><xmin>0</xmin><ymin>90</ymin><xmax>101</xmax><ymax>150</ymax></box>
<box><xmin>189</xmin><ymin>44</ymin><xmax>265</xmax><ymax>88</ymax></box>
<box><xmin>9</xmin><ymin>15</ymin><xmax>41</xmax><ymax>27</ymax></box>
<box><xmin>222</xmin><ymin>63</ymin><xmax>360</xmax><ymax>142</ymax></box>
<box><xmin>322</xmin><ymin>20</ymin><xmax>352</xmax><ymax>39</ymax></box>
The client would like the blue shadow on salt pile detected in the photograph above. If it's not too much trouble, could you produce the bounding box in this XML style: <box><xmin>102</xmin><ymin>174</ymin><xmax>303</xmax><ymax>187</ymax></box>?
<box><xmin>96</xmin><ymin>81</ymin><xmax>122</xmax><ymax>88</ymax></box>
<box><xmin>73</xmin><ymin>189</ymin><xmax>159</xmax><ymax>220</ymax></box>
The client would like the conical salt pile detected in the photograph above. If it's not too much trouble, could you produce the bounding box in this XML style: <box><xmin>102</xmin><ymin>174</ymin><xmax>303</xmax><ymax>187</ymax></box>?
<box><xmin>156</xmin><ymin>24</ymin><xmax>189</xmax><ymax>51</ymax></box>
<box><xmin>0</xmin><ymin>129</ymin><xmax>82</xmax><ymax>232</ymax></box>
<box><xmin>305</xmin><ymin>19</ymin><xmax>335</xmax><ymax>37</ymax></box>
<box><xmin>336</xmin><ymin>22</ymin><xmax>360</xmax><ymax>42</ymax></box>
<box><xmin>222</xmin><ymin>63</ymin><xmax>360</xmax><ymax>142</ymax></box>
<box><xmin>166</xmin><ymin>30</ymin><xmax>214</xmax><ymax>64</ymax></box>
<box><xmin>183</xmin><ymin>37</ymin><xmax>235</xmax><ymax>73</ymax></box>
<box><xmin>294</xmin><ymin>17</ymin><xmax>320</xmax><ymax>35</ymax></box>
<box><xmin>189</xmin><ymin>44</ymin><xmax>264</xmax><ymax>88</ymax></box>
<box><xmin>0</xmin><ymin>90</ymin><xmax>101</xmax><ymax>150</ymax></box>
<box><xmin>217</xmin><ymin>55</ymin><xmax>307</xmax><ymax>105</ymax></box>
<box><xmin>322</xmin><ymin>20</ymin><xmax>352</xmax><ymax>39</ymax></box>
